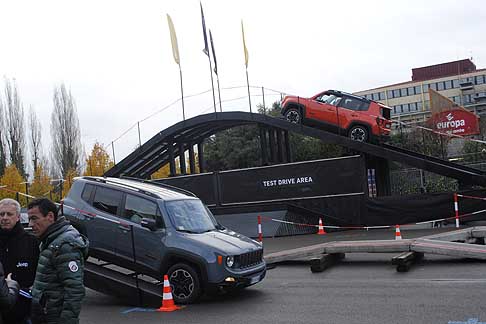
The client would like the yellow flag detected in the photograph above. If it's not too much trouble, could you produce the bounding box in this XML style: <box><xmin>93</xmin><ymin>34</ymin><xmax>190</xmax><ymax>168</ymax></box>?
<box><xmin>167</xmin><ymin>14</ymin><xmax>180</xmax><ymax>65</ymax></box>
<box><xmin>241</xmin><ymin>20</ymin><xmax>249</xmax><ymax>68</ymax></box>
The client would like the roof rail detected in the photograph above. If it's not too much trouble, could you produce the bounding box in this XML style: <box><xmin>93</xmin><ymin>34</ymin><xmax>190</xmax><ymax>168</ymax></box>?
<box><xmin>119</xmin><ymin>175</ymin><xmax>196</xmax><ymax>197</ymax></box>
<box><xmin>82</xmin><ymin>176</ymin><xmax>159</xmax><ymax>199</ymax></box>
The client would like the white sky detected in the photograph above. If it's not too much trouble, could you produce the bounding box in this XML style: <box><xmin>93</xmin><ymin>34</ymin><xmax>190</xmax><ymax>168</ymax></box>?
<box><xmin>0</xmin><ymin>0</ymin><xmax>485</xmax><ymax>167</ymax></box>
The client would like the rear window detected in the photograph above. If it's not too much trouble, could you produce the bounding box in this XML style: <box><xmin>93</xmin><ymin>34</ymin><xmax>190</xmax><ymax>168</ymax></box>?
<box><xmin>81</xmin><ymin>184</ymin><xmax>95</xmax><ymax>203</ymax></box>
<box><xmin>380</xmin><ymin>107</ymin><xmax>391</xmax><ymax>120</ymax></box>
<box><xmin>340</xmin><ymin>97</ymin><xmax>370</xmax><ymax>111</ymax></box>
<box><xmin>92</xmin><ymin>187</ymin><xmax>122</xmax><ymax>216</ymax></box>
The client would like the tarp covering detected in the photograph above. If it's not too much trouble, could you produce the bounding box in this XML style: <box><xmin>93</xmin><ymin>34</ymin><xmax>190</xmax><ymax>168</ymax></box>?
<box><xmin>365</xmin><ymin>189</ymin><xmax>486</xmax><ymax>226</ymax></box>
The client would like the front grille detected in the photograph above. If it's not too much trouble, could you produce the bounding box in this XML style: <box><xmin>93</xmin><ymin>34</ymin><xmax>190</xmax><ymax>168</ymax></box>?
<box><xmin>236</xmin><ymin>249</ymin><xmax>263</xmax><ymax>269</ymax></box>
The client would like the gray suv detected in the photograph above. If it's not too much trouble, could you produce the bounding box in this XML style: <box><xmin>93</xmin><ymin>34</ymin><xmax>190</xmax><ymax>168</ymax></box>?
<box><xmin>63</xmin><ymin>176</ymin><xmax>266</xmax><ymax>304</ymax></box>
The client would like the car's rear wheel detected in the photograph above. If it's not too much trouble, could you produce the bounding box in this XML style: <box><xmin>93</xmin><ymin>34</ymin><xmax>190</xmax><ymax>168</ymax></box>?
<box><xmin>285</xmin><ymin>108</ymin><xmax>302</xmax><ymax>124</ymax></box>
<box><xmin>348</xmin><ymin>125</ymin><xmax>369</xmax><ymax>142</ymax></box>
<box><xmin>167</xmin><ymin>263</ymin><xmax>201</xmax><ymax>304</ymax></box>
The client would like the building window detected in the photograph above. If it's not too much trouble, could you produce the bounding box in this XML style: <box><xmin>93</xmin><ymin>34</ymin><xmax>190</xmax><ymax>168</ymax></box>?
<box><xmin>410</xmin><ymin>102</ymin><xmax>417</xmax><ymax>111</ymax></box>
<box><xmin>379</xmin><ymin>92</ymin><xmax>385</xmax><ymax>100</ymax></box>
<box><xmin>452</xmin><ymin>79</ymin><xmax>460</xmax><ymax>88</ymax></box>
<box><xmin>393</xmin><ymin>89</ymin><xmax>400</xmax><ymax>98</ymax></box>
<box><xmin>399</xmin><ymin>88</ymin><xmax>407</xmax><ymax>97</ymax></box>
<box><xmin>423</xmin><ymin>83</ymin><xmax>429</xmax><ymax>91</ymax></box>
<box><xmin>371</xmin><ymin>93</ymin><xmax>378</xmax><ymax>101</ymax></box>
<box><xmin>476</xmin><ymin>75</ymin><xmax>485</xmax><ymax>85</ymax></box>
<box><xmin>437</xmin><ymin>82</ymin><xmax>445</xmax><ymax>91</ymax></box>
<box><xmin>444</xmin><ymin>80</ymin><xmax>453</xmax><ymax>89</ymax></box>
<box><xmin>429</xmin><ymin>83</ymin><xmax>437</xmax><ymax>91</ymax></box>
<box><xmin>417</xmin><ymin>101</ymin><xmax>423</xmax><ymax>110</ymax></box>
<box><xmin>407</xmin><ymin>87</ymin><xmax>415</xmax><ymax>96</ymax></box>
<box><xmin>463</xmin><ymin>94</ymin><xmax>472</xmax><ymax>104</ymax></box>
<box><xmin>424</xmin><ymin>100</ymin><xmax>430</xmax><ymax>110</ymax></box>
<box><xmin>387</xmin><ymin>90</ymin><xmax>394</xmax><ymax>99</ymax></box>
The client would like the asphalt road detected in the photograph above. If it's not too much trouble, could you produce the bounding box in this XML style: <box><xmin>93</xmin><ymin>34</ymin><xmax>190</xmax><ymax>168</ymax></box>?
<box><xmin>80</xmin><ymin>227</ymin><xmax>486</xmax><ymax>324</ymax></box>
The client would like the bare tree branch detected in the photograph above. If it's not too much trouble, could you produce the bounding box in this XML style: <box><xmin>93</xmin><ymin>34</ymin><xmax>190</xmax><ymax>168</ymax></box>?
<box><xmin>29</xmin><ymin>106</ymin><xmax>42</xmax><ymax>176</ymax></box>
<box><xmin>50</xmin><ymin>83</ymin><xmax>82</xmax><ymax>178</ymax></box>
<box><xmin>4</xmin><ymin>78</ymin><xmax>26</xmax><ymax>177</ymax></box>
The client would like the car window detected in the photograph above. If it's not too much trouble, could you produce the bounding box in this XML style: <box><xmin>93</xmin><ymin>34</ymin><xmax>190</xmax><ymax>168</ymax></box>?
<box><xmin>123</xmin><ymin>194</ymin><xmax>159</xmax><ymax>225</ymax></box>
<box><xmin>92</xmin><ymin>186</ymin><xmax>122</xmax><ymax>216</ymax></box>
<box><xmin>324</xmin><ymin>95</ymin><xmax>342</xmax><ymax>106</ymax></box>
<box><xmin>315</xmin><ymin>94</ymin><xmax>332</xmax><ymax>103</ymax></box>
<box><xmin>340</xmin><ymin>97</ymin><xmax>370</xmax><ymax>111</ymax></box>
<box><xmin>81</xmin><ymin>184</ymin><xmax>95</xmax><ymax>203</ymax></box>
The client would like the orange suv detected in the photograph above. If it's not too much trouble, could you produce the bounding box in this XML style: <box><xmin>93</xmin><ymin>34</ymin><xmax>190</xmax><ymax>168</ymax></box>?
<box><xmin>281</xmin><ymin>90</ymin><xmax>392</xmax><ymax>142</ymax></box>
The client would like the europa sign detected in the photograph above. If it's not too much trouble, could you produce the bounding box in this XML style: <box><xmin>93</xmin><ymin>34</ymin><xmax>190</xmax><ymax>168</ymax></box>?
<box><xmin>430</xmin><ymin>110</ymin><xmax>480</xmax><ymax>136</ymax></box>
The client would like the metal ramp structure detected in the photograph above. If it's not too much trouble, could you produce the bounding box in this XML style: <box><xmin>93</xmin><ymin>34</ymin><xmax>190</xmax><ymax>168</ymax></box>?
<box><xmin>105</xmin><ymin>112</ymin><xmax>486</xmax><ymax>186</ymax></box>
<box><xmin>264</xmin><ymin>226</ymin><xmax>486</xmax><ymax>272</ymax></box>
<box><xmin>84</xmin><ymin>259</ymin><xmax>163</xmax><ymax>306</ymax></box>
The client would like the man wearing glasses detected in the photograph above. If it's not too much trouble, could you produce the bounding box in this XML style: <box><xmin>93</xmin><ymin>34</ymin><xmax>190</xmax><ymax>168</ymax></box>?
<box><xmin>0</xmin><ymin>198</ymin><xmax>39</xmax><ymax>324</ymax></box>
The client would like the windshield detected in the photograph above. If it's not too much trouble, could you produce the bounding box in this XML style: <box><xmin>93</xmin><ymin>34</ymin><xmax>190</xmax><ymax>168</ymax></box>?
<box><xmin>165</xmin><ymin>199</ymin><xmax>216</xmax><ymax>233</ymax></box>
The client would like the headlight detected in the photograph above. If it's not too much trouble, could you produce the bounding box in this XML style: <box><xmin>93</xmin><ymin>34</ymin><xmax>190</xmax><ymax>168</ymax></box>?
<box><xmin>226</xmin><ymin>256</ymin><xmax>235</xmax><ymax>268</ymax></box>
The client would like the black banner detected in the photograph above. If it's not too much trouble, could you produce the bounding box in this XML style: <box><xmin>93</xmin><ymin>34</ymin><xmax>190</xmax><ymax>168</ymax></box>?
<box><xmin>152</xmin><ymin>173</ymin><xmax>217</xmax><ymax>205</ymax></box>
<box><xmin>218</xmin><ymin>156</ymin><xmax>365</xmax><ymax>205</ymax></box>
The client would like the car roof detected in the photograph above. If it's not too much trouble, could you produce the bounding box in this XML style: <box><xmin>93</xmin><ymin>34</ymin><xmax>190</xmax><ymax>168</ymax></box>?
<box><xmin>77</xmin><ymin>176</ymin><xmax>197</xmax><ymax>201</ymax></box>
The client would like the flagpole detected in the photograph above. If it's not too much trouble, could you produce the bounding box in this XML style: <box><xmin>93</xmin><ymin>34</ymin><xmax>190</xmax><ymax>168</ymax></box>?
<box><xmin>179</xmin><ymin>65</ymin><xmax>185</xmax><ymax>120</ymax></box>
<box><xmin>216</xmin><ymin>74</ymin><xmax>222</xmax><ymax>112</ymax></box>
<box><xmin>245</xmin><ymin>68</ymin><xmax>252</xmax><ymax>113</ymax></box>
<box><xmin>207</xmin><ymin>55</ymin><xmax>217</xmax><ymax>113</ymax></box>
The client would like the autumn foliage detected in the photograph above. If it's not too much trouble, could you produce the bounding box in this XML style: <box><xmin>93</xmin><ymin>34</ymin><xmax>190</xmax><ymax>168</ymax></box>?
<box><xmin>84</xmin><ymin>142</ymin><xmax>114</xmax><ymax>177</ymax></box>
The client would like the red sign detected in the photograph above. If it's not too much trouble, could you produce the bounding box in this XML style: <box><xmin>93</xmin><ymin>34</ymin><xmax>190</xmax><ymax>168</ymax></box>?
<box><xmin>428</xmin><ymin>109</ymin><xmax>480</xmax><ymax>136</ymax></box>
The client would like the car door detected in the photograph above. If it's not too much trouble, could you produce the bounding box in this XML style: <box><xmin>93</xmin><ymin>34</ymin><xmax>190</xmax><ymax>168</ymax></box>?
<box><xmin>337</xmin><ymin>95</ymin><xmax>370</xmax><ymax>130</ymax></box>
<box><xmin>89</xmin><ymin>185</ymin><xmax>123</xmax><ymax>261</ymax></box>
<box><xmin>308</xmin><ymin>92</ymin><xmax>340</xmax><ymax>130</ymax></box>
<box><xmin>117</xmin><ymin>193</ymin><xmax>166</xmax><ymax>276</ymax></box>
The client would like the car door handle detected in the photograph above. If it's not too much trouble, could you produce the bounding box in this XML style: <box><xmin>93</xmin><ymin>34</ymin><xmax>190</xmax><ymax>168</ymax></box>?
<box><xmin>351</xmin><ymin>114</ymin><xmax>358</xmax><ymax>117</ymax></box>
<box><xmin>118</xmin><ymin>224</ymin><xmax>131</xmax><ymax>231</ymax></box>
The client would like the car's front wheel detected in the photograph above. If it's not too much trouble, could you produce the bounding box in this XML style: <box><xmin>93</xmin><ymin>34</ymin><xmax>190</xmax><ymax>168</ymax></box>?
<box><xmin>167</xmin><ymin>263</ymin><xmax>201</xmax><ymax>304</ymax></box>
<box><xmin>348</xmin><ymin>125</ymin><xmax>369</xmax><ymax>142</ymax></box>
<box><xmin>285</xmin><ymin>108</ymin><xmax>302</xmax><ymax>124</ymax></box>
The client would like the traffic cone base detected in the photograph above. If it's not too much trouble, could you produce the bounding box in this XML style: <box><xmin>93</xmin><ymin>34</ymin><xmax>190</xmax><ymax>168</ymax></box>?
<box><xmin>157</xmin><ymin>275</ymin><xmax>182</xmax><ymax>312</ymax></box>
<box><xmin>317</xmin><ymin>218</ymin><xmax>326</xmax><ymax>235</ymax></box>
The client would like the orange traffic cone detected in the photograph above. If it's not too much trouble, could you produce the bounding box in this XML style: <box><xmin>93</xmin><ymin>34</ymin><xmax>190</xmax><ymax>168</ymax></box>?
<box><xmin>317</xmin><ymin>218</ymin><xmax>326</xmax><ymax>235</ymax></box>
<box><xmin>157</xmin><ymin>275</ymin><xmax>181</xmax><ymax>312</ymax></box>
<box><xmin>395</xmin><ymin>225</ymin><xmax>402</xmax><ymax>240</ymax></box>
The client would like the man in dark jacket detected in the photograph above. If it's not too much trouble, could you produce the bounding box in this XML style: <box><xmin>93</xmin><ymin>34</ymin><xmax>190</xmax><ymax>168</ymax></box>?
<box><xmin>0</xmin><ymin>198</ymin><xmax>39</xmax><ymax>323</ymax></box>
<box><xmin>28</xmin><ymin>198</ymin><xmax>88</xmax><ymax>324</ymax></box>
<box><xmin>0</xmin><ymin>263</ymin><xmax>19</xmax><ymax>324</ymax></box>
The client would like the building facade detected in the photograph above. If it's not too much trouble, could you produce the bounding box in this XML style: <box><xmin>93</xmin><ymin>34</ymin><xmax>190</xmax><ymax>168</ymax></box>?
<box><xmin>354</xmin><ymin>59</ymin><xmax>486</xmax><ymax>126</ymax></box>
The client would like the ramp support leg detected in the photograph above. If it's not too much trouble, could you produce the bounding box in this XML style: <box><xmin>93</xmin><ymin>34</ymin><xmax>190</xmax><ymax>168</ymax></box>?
<box><xmin>310</xmin><ymin>253</ymin><xmax>345</xmax><ymax>273</ymax></box>
<box><xmin>392</xmin><ymin>251</ymin><xmax>424</xmax><ymax>272</ymax></box>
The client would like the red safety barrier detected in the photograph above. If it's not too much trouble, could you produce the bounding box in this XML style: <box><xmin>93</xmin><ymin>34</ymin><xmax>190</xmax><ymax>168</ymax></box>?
<box><xmin>454</xmin><ymin>193</ymin><xmax>460</xmax><ymax>228</ymax></box>
<box><xmin>257</xmin><ymin>215</ymin><xmax>263</xmax><ymax>243</ymax></box>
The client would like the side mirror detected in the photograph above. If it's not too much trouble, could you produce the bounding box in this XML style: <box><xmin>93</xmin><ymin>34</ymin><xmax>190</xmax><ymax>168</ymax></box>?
<box><xmin>140</xmin><ymin>218</ymin><xmax>158</xmax><ymax>231</ymax></box>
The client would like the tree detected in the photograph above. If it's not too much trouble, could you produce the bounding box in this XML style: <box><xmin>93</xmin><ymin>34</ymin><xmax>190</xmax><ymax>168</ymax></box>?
<box><xmin>51</xmin><ymin>83</ymin><xmax>83</xmax><ymax>178</ymax></box>
<box><xmin>0</xmin><ymin>96</ymin><xmax>7</xmax><ymax>176</ymax></box>
<box><xmin>29</xmin><ymin>163</ymin><xmax>53</xmax><ymax>198</ymax></box>
<box><xmin>84</xmin><ymin>142</ymin><xmax>114</xmax><ymax>176</ymax></box>
<box><xmin>151</xmin><ymin>164</ymin><xmax>171</xmax><ymax>179</ymax></box>
<box><xmin>4</xmin><ymin>78</ymin><xmax>26</xmax><ymax>176</ymax></box>
<box><xmin>389</xmin><ymin>127</ymin><xmax>445</xmax><ymax>159</ymax></box>
<box><xmin>29</xmin><ymin>106</ymin><xmax>42</xmax><ymax>174</ymax></box>
<box><xmin>0</xmin><ymin>164</ymin><xmax>25</xmax><ymax>205</ymax></box>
